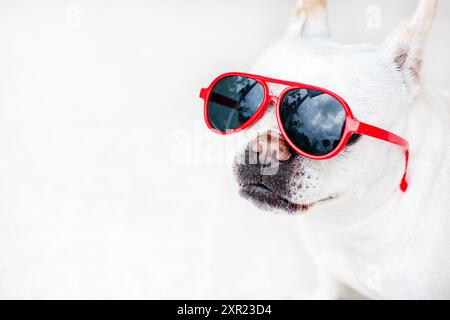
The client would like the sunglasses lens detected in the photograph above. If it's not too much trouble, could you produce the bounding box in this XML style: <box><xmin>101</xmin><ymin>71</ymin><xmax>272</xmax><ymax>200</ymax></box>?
<box><xmin>280</xmin><ymin>89</ymin><xmax>346</xmax><ymax>156</ymax></box>
<box><xmin>207</xmin><ymin>76</ymin><xmax>264</xmax><ymax>132</ymax></box>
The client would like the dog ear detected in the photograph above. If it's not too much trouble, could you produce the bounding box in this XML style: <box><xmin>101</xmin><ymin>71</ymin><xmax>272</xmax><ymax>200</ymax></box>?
<box><xmin>287</xmin><ymin>0</ymin><xmax>330</xmax><ymax>38</ymax></box>
<box><xmin>382</xmin><ymin>0</ymin><xmax>437</xmax><ymax>90</ymax></box>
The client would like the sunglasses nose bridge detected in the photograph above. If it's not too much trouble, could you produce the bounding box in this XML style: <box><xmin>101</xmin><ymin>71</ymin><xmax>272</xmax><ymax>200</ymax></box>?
<box><xmin>266</xmin><ymin>95</ymin><xmax>278</xmax><ymax>107</ymax></box>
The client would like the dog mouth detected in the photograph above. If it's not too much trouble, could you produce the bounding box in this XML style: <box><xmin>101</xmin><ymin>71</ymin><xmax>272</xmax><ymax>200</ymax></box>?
<box><xmin>239</xmin><ymin>183</ymin><xmax>335</xmax><ymax>214</ymax></box>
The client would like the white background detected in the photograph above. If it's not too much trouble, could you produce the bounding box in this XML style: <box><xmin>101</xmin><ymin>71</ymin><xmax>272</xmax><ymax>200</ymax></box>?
<box><xmin>0</xmin><ymin>0</ymin><xmax>449</xmax><ymax>299</ymax></box>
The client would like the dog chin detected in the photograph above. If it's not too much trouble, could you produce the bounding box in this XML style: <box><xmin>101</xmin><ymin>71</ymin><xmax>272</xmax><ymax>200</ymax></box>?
<box><xmin>238</xmin><ymin>183</ymin><xmax>328</xmax><ymax>214</ymax></box>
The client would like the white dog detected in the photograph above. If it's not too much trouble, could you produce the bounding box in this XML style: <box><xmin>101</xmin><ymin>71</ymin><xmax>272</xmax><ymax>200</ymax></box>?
<box><xmin>233</xmin><ymin>0</ymin><xmax>450</xmax><ymax>299</ymax></box>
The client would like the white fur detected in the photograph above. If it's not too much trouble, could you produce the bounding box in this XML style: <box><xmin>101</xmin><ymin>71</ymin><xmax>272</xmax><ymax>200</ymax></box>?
<box><xmin>240</xmin><ymin>0</ymin><xmax>450</xmax><ymax>299</ymax></box>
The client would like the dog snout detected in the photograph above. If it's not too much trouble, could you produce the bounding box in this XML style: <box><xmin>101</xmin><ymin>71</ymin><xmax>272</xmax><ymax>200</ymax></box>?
<box><xmin>249</xmin><ymin>131</ymin><xmax>292</xmax><ymax>165</ymax></box>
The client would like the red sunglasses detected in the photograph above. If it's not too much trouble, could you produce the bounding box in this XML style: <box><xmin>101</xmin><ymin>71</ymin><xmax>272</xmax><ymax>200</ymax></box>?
<box><xmin>199</xmin><ymin>72</ymin><xmax>409</xmax><ymax>192</ymax></box>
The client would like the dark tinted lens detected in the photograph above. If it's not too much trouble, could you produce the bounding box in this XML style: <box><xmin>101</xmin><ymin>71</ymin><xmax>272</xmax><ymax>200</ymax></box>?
<box><xmin>207</xmin><ymin>76</ymin><xmax>264</xmax><ymax>132</ymax></box>
<box><xmin>280</xmin><ymin>89</ymin><xmax>346</xmax><ymax>156</ymax></box>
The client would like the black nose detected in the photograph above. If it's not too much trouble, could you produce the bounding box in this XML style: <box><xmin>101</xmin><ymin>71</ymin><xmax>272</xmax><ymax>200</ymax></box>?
<box><xmin>248</xmin><ymin>131</ymin><xmax>293</xmax><ymax>166</ymax></box>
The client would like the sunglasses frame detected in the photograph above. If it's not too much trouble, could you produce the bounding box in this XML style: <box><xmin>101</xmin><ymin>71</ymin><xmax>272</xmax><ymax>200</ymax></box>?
<box><xmin>199</xmin><ymin>72</ymin><xmax>410</xmax><ymax>192</ymax></box>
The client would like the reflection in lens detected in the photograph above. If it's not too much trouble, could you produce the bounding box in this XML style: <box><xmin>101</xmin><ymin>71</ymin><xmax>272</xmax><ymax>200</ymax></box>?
<box><xmin>207</xmin><ymin>76</ymin><xmax>264</xmax><ymax>132</ymax></box>
<box><xmin>280</xmin><ymin>89</ymin><xmax>346</xmax><ymax>156</ymax></box>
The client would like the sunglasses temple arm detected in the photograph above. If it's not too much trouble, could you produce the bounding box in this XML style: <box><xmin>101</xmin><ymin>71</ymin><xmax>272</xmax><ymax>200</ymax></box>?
<box><xmin>356</xmin><ymin>122</ymin><xmax>410</xmax><ymax>192</ymax></box>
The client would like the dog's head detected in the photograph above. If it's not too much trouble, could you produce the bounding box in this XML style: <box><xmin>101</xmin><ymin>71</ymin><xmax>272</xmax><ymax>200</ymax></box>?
<box><xmin>234</xmin><ymin>0</ymin><xmax>437</xmax><ymax>214</ymax></box>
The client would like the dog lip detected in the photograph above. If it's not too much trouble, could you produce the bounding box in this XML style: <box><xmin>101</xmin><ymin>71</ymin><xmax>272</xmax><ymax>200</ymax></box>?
<box><xmin>245</xmin><ymin>183</ymin><xmax>274</xmax><ymax>193</ymax></box>
<box><xmin>239</xmin><ymin>183</ymin><xmax>299</xmax><ymax>213</ymax></box>
<box><xmin>239</xmin><ymin>183</ymin><xmax>336</xmax><ymax>213</ymax></box>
